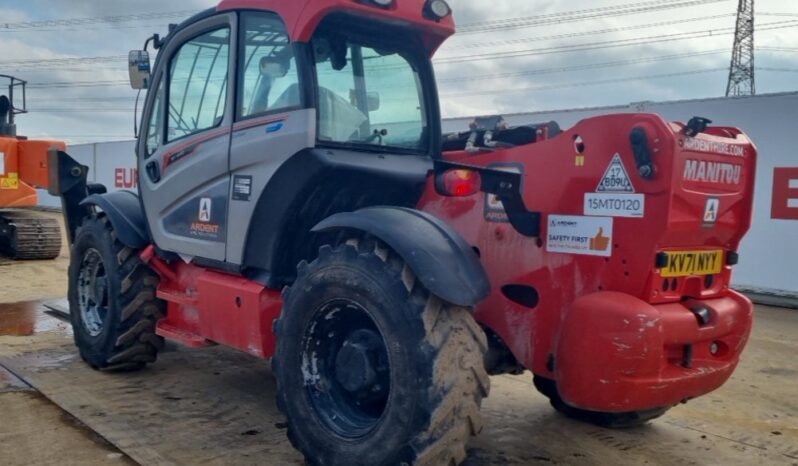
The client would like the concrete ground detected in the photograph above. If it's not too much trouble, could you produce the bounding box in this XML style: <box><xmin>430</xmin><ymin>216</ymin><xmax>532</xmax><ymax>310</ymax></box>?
<box><xmin>0</xmin><ymin>211</ymin><xmax>796</xmax><ymax>465</ymax></box>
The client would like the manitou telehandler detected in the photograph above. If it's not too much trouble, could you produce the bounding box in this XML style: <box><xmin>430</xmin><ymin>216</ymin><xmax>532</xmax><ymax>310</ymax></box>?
<box><xmin>48</xmin><ymin>1</ymin><xmax>756</xmax><ymax>464</ymax></box>
<box><xmin>0</xmin><ymin>75</ymin><xmax>63</xmax><ymax>259</ymax></box>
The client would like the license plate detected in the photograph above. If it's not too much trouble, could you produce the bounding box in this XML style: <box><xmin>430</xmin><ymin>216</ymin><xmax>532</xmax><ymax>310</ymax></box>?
<box><xmin>661</xmin><ymin>250</ymin><xmax>723</xmax><ymax>277</ymax></box>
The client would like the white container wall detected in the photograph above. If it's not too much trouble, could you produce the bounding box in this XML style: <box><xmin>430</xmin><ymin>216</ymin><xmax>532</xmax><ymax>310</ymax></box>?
<box><xmin>45</xmin><ymin>93</ymin><xmax>798</xmax><ymax>296</ymax></box>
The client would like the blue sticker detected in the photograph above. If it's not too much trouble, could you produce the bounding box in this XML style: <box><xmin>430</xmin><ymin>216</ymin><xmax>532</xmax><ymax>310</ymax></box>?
<box><xmin>265</xmin><ymin>121</ymin><xmax>285</xmax><ymax>133</ymax></box>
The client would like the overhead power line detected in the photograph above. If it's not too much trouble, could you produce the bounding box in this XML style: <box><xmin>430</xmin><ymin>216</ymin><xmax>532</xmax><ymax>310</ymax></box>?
<box><xmin>435</xmin><ymin>20</ymin><xmax>798</xmax><ymax>65</ymax></box>
<box><xmin>457</xmin><ymin>0</ymin><xmax>733</xmax><ymax>34</ymax></box>
<box><xmin>0</xmin><ymin>10</ymin><xmax>198</xmax><ymax>31</ymax></box>
<box><xmin>441</xmin><ymin>68</ymin><xmax>728</xmax><ymax>98</ymax></box>
<box><xmin>452</xmin><ymin>14</ymin><xmax>736</xmax><ymax>50</ymax></box>
<box><xmin>438</xmin><ymin>49</ymin><xmax>730</xmax><ymax>84</ymax></box>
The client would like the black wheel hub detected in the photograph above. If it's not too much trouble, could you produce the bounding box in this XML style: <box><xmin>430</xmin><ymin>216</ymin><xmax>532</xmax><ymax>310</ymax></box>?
<box><xmin>334</xmin><ymin>329</ymin><xmax>383</xmax><ymax>393</ymax></box>
<box><xmin>302</xmin><ymin>300</ymin><xmax>391</xmax><ymax>438</ymax></box>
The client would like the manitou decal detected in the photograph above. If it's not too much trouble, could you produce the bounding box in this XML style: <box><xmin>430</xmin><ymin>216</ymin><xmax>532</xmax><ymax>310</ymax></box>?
<box><xmin>772</xmin><ymin>167</ymin><xmax>798</xmax><ymax>220</ymax></box>
<box><xmin>683</xmin><ymin>160</ymin><xmax>742</xmax><ymax>186</ymax></box>
<box><xmin>114</xmin><ymin>168</ymin><xmax>138</xmax><ymax>189</ymax></box>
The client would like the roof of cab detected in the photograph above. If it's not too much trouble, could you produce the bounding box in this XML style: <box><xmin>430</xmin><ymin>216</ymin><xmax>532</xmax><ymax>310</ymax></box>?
<box><xmin>216</xmin><ymin>0</ymin><xmax>454</xmax><ymax>53</ymax></box>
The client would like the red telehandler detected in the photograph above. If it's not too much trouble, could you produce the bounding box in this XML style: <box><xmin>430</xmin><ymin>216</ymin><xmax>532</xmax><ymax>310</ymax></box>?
<box><xmin>0</xmin><ymin>75</ymin><xmax>64</xmax><ymax>259</ymax></box>
<box><xmin>47</xmin><ymin>1</ymin><xmax>756</xmax><ymax>464</ymax></box>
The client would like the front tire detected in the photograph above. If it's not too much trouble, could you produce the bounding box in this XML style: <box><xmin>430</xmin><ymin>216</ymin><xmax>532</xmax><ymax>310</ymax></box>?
<box><xmin>274</xmin><ymin>237</ymin><xmax>490</xmax><ymax>466</ymax></box>
<box><xmin>68</xmin><ymin>215</ymin><xmax>165</xmax><ymax>371</ymax></box>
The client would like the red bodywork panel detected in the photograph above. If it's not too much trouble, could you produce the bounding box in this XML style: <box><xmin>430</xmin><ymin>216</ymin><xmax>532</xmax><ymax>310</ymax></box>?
<box><xmin>216</xmin><ymin>0</ymin><xmax>454</xmax><ymax>53</ymax></box>
<box><xmin>419</xmin><ymin>113</ymin><xmax>756</xmax><ymax>411</ymax></box>
<box><xmin>146</xmin><ymin>112</ymin><xmax>756</xmax><ymax>414</ymax></box>
<box><xmin>142</xmin><ymin>247</ymin><xmax>282</xmax><ymax>358</ymax></box>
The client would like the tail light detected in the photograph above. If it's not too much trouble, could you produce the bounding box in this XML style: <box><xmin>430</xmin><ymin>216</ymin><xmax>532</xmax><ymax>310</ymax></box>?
<box><xmin>437</xmin><ymin>169</ymin><xmax>481</xmax><ymax>197</ymax></box>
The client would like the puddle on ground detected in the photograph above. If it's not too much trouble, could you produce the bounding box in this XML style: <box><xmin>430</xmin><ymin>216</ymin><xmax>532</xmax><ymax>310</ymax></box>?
<box><xmin>0</xmin><ymin>299</ymin><xmax>72</xmax><ymax>337</ymax></box>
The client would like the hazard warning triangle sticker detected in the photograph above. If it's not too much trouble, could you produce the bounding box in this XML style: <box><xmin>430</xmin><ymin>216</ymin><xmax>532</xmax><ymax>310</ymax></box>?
<box><xmin>596</xmin><ymin>153</ymin><xmax>635</xmax><ymax>193</ymax></box>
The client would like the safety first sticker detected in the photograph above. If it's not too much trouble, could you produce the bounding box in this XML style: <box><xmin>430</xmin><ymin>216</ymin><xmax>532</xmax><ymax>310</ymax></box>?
<box><xmin>546</xmin><ymin>215</ymin><xmax>613</xmax><ymax>257</ymax></box>
<box><xmin>0</xmin><ymin>172</ymin><xmax>19</xmax><ymax>190</ymax></box>
<box><xmin>584</xmin><ymin>153</ymin><xmax>645</xmax><ymax>218</ymax></box>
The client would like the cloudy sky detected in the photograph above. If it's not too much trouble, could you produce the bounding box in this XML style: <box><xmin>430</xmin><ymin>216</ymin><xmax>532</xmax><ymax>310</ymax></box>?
<box><xmin>0</xmin><ymin>0</ymin><xmax>796</xmax><ymax>144</ymax></box>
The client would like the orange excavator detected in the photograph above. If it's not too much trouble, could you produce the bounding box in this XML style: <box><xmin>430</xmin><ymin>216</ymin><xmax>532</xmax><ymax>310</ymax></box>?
<box><xmin>0</xmin><ymin>75</ymin><xmax>64</xmax><ymax>259</ymax></box>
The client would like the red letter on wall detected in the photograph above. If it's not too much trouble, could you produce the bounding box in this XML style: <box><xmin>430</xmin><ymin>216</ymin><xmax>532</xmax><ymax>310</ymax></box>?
<box><xmin>772</xmin><ymin>167</ymin><xmax>798</xmax><ymax>220</ymax></box>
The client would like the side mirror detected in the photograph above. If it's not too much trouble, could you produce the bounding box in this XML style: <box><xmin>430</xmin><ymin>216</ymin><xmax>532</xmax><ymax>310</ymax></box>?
<box><xmin>367</xmin><ymin>92</ymin><xmax>380</xmax><ymax>112</ymax></box>
<box><xmin>128</xmin><ymin>50</ymin><xmax>151</xmax><ymax>90</ymax></box>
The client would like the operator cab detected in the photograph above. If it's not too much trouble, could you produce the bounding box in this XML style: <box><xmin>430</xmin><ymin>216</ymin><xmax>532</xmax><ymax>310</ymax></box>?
<box><xmin>129</xmin><ymin>0</ymin><xmax>454</xmax><ymax>285</ymax></box>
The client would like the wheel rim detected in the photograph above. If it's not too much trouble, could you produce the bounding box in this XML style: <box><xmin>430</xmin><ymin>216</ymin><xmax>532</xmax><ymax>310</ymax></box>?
<box><xmin>77</xmin><ymin>248</ymin><xmax>109</xmax><ymax>337</ymax></box>
<box><xmin>301</xmin><ymin>299</ymin><xmax>391</xmax><ymax>439</ymax></box>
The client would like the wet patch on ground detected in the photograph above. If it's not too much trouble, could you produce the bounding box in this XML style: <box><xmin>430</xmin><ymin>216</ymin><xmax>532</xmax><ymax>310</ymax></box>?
<box><xmin>0</xmin><ymin>299</ymin><xmax>71</xmax><ymax>337</ymax></box>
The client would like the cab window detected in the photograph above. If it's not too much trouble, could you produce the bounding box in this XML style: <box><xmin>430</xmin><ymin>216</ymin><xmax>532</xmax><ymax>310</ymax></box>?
<box><xmin>238</xmin><ymin>12</ymin><xmax>300</xmax><ymax>119</ymax></box>
<box><xmin>167</xmin><ymin>27</ymin><xmax>230</xmax><ymax>142</ymax></box>
<box><xmin>313</xmin><ymin>33</ymin><xmax>428</xmax><ymax>153</ymax></box>
<box><xmin>145</xmin><ymin>77</ymin><xmax>164</xmax><ymax>156</ymax></box>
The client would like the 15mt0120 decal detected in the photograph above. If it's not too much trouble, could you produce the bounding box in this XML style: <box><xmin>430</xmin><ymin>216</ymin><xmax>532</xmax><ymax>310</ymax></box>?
<box><xmin>661</xmin><ymin>250</ymin><xmax>724</xmax><ymax>277</ymax></box>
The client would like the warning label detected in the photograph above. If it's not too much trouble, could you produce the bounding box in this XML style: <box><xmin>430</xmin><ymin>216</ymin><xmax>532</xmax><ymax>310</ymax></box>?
<box><xmin>0</xmin><ymin>172</ymin><xmax>18</xmax><ymax>190</ymax></box>
<box><xmin>597</xmin><ymin>154</ymin><xmax>635</xmax><ymax>193</ymax></box>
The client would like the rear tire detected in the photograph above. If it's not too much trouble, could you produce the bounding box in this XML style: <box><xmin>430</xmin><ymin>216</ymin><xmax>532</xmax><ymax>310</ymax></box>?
<box><xmin>274</xmin><ymin>237</ymin><xmax>490</xmax><ymax>466</ymax></box>
<box><xmin>533</xmin><ymin>376</ymin><xmax>670</xmax><ymax>428</ymax></box>
<box><xmin>68</xmin><ymin>215</ymin><xmax>165</xmax><ymax>371</ymax></box>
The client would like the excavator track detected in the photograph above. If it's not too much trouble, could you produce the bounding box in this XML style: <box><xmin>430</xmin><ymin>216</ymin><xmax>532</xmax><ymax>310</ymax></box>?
<box><xmin>0</xmin><ymin>210</ymin><xmax>62</xmax><ymax>260</ymax></box>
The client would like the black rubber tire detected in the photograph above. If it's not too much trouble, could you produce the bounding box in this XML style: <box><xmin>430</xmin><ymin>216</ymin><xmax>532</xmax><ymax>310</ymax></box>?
<box><xmin>533</xmin><ymin>376</ymin><xmax>670</xmax><ymax>428</ymax></box>
<box><xmin>274</xmin><ymin>237</ymin><xmax>490</xmax><ymax>466</ymax></box>
<box><xmin>68</xmin><ymin>215</ymin><xmax>165</xmax><ymax>371</ymax></box>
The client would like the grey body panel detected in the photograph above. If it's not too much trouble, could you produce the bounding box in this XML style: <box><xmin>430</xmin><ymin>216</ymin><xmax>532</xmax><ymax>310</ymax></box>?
<box><xmin>226</xmin><ymin>109</ymin><xmax>316</xmax><ymax>264</ymax></box>
<box><xmin>137</xmin><ymin>13</ymin><xmax>237</xmax><ymax>262</ymax></box>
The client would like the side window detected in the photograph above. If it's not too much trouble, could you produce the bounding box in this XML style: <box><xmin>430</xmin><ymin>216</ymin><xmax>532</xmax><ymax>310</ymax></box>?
<box><xmin>167</xmin><ymin>27</ymin><xmax>230</xmax><ymax>142</ymax></box>
<box><xmin>238</xmin><ymin>12</ymin><xmax>300</xmax><ymax>119</ymax></box>
<box><xmin>145</xmin><ymin>78</ymin><xmax>164</xmax><ymax>156</ymax></box>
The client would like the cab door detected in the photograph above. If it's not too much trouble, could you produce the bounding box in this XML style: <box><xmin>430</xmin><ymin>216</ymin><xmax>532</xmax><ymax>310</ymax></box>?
<box><xmin>137</xmin><ymin>13</ymin><xmax>236</xmax><ymax>262</ymax></box>
<box><xmin>225</xmin><ymin>11</ymin><xmax>315</xmax><ymax>265</ymax></box>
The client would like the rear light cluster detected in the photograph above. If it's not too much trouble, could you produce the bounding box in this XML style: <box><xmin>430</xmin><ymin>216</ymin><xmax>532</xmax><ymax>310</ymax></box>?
<box><xmin>438</xmin><ymin>169</ymin><xmax>481</xmax><ymax>197</ymax></box>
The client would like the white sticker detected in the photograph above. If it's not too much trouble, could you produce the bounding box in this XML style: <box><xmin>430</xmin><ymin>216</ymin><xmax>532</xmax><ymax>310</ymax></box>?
<box><xmin>0</xmin><ymin>151</ymin><xmax>5</xmax><ymax>175</ymax></box>
<box><xmin>199</xmin><ymin>197</ymin><xmax>212</xmax><ymax>223</ymax></box>
<box><xmin>546</xmin><ymin>215</ymin><xmax>613</xmax><ymax>257</ymax></box>
<box><xmin>704</xmin><ymin>197</ymin><xmax>719</xmax><ymax>225</ymax></box>
<box><xmin>585</xmin><ymin>193</ymin><xmax>645</xmax><ymax>218</ymax></box>
<box><xmin>597</xmin><ymin>153</ymin><xmax>635</xmax><ymax>193</ymax></box>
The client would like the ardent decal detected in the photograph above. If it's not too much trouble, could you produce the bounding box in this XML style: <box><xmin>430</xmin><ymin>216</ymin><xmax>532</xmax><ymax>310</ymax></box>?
<box><xmin>163</xmin><ymin>182</ymin><xmax>229</xmax><ymax>243</ymax></box>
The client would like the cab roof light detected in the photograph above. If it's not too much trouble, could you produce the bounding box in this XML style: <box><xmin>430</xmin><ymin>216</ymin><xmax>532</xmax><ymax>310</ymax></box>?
<box><xmin>424</xmin><ymin>0</ymin><xmax>452</xmax><ymax>21</ymax></box>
